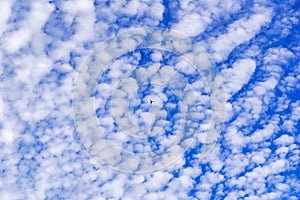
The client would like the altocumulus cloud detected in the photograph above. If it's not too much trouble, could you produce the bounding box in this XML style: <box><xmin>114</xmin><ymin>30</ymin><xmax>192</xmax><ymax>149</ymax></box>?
<box><xmin>0</xmin><ymin>0</ymin><xmax>299</xmax><ymax>199</ymax></box>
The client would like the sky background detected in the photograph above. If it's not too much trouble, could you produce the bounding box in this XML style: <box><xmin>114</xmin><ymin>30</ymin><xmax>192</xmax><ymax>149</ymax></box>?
<box><xmin>0</xmin><ymin>0</ymin><xmax>299</xmax><ymax>199</ymax></box>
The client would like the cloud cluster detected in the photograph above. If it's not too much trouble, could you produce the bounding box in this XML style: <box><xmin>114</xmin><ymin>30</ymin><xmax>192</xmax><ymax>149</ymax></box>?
<box><xmin>0</xmin><ymin>0</ymin><xmax>299</xmax><ymax>199</ymax></box>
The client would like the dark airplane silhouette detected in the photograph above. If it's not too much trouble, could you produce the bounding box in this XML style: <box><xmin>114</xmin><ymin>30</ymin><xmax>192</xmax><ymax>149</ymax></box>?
<box><xmin>148</xmin><ymin>99</ymin><xmax>154</xmax><ymax>104</ymax></box>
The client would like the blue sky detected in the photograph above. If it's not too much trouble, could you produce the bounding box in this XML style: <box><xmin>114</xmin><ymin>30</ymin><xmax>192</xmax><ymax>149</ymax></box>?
<box><xmin>0</xmin><ymin>0</ymin><xmax>299</xmax><ymax>199</ymax></box>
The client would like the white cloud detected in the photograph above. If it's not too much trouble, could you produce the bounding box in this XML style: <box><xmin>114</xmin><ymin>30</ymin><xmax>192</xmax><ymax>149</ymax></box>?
<box><xmin>1</xmin><ymin>0</ymin><xmax>298</xmax><ymax>199</ymax></box>
<box><xmin>250</xmin><ymin>149</ymin><xmax>271</xmax><ymax>165</ymax></box>
<box><xmin>249</xmin><ymin>123</ymin><xmax>276</xmax><ymax>143</ymax></box>
<box><xmin>225</xmin><ymin>153</ymin><xmax>249</xmax><ymax>177</ymax></box>
<box><xmin>0</xmin><ymin>0</ymin><xmax>14</xmax><ymax>37</ymax></box>
<box><xmin>172</xmin><ymin>0</ymin><xmax>243</xmax><ymax>37</ymax></box>
<box><xmin>274</xmin><ymin>134</ymin><xmax>294</xmax><ymax>146</ymax></box>
<box><xmin>62</xmin><ymin>0</ymin><xmax>96</xmax><ymax>42</ymax></box>
<box><xmin>173</xmin><ymin>13</ymin><xmax>212</xmax><ymax>37</ymax></box>
<box><xmin>2</xmin><ymin>2</ymin><xmax>54</xmax><ymax>53</ymax></box>
<box><xmin>210</xmin><ymin>11</ymin><xmax>273</xmax><ymax>61</ymax></box>
<box><xmin>148</xmin><ymin>2</ymin><xmax>164</xmax><ymax>20</ymax></box>
<box><xmin>122</xmin><ymin>1</ymin><xmax>141</xmax><ymax>16</ymax></box>
<box><xmin>144</xmin><ymin>171</ymin><xmax>173</xmax><ymax>191</ymax></box>
<box><xmin>222</xmin><ymin>59</ymin><xmax>256</xmax><ymax>100</ymax></box>
<box><xmin>263</xmin><ymin>47</ymin><xmax>294</xmax><ymax>65</ymax></box>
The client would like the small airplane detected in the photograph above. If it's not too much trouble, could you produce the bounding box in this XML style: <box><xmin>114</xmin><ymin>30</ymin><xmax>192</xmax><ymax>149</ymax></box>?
<box><xmin>148</xmin><ymin>99</ymin><xmax>155</xmax><ymax>104</ymax></box>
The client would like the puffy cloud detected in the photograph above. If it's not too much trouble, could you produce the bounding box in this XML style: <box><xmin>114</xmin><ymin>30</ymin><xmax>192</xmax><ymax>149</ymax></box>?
<box><xmin>1</xmin><ymin>0</ymin><xmax>298</xmax><ymax>199</ymax></box>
